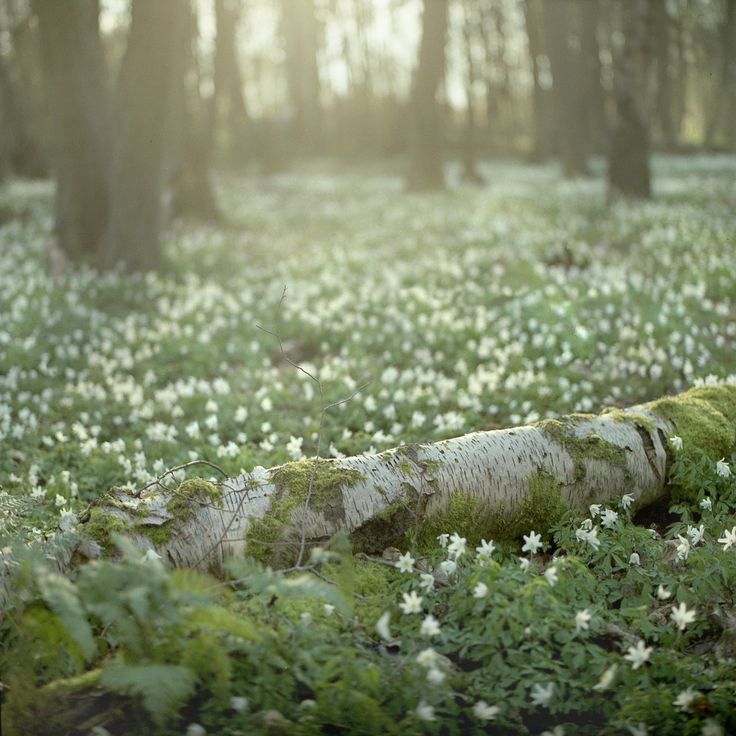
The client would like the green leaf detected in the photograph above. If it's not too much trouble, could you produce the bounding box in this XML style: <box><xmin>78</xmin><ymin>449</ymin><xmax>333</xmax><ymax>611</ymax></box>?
<box><xmin>101</xmin><ymin>663</ymin><xmax>196</xmax><ymax>725</ymax></box>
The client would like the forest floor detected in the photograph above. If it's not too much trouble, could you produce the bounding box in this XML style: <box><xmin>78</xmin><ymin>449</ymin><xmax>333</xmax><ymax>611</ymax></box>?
<box><xmin>1</xmin><ymin>155</ymin><xmax>734</xmax><ymax>530</ymax></box>
<box><xmin>1</xmin><ymin>156</ymin><xmax>735</xmax><ymax>735</ymax></box>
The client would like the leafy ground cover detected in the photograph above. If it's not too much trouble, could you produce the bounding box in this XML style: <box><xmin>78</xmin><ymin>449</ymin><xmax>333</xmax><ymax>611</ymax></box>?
<box><xmin>1</xmin><ymin>156</ymin><xmax>735</xmax><ymax>734</ymax></box>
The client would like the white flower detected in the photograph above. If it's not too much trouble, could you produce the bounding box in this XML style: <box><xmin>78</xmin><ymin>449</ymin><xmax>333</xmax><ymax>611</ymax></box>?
<box><xmin>629</xmin><ymin>552</ymin><xmax>640</xmax><ymax>566</ymax></box>
<box><xmin>300</xmin><ymin>612</ymin><xmax>312</xmax><ymax>625</ymax></box>
<box><xmin>600</xmin><ymin>508</ymin><xmax>619</xmax><ymax>528</ymax></box>
<box><xmin>323</xmin><ymin>604</ymin><xmax>335</xmax><ymax>616</ymax></box>
<box><xmin>656</xmin><ymin>584</ymin><xmax>672</xmax><ymax>600</ymax></box>
<box><xmin>375</xmin><ymin>611</ymin><xmax>392</xmax><ymax>640</ymax></box>
<box><xmin>530</xmin><ymin>682</ymin><xmax>554</xmax><ymax>707</ymax></box>
<box><xmin>579</xmin><ymin>518</ymin><xmax>593</xmax><ymax>531</ymax></box>
<box><xmin>574</xmin><ymin>609</ymin><xmax>591</xmax><ymax>631</ymax></box>
<box><xmin>544</xmin><ymin>565</ymin><xmax>558</xmax><ymax>586</ymax></box>
<box><xmin>186</xmin><ymin>725</ymin><xmax>206</xmax><ymax>736</ymax></box>
<box><xmin>426</xmin><ymin>667</ymin><xmax>445</xmax><ymax>684</ymax></box>
<box><xmin>715</xmin><ymin>458</ymin><xmax>731</xmax><ymax>478</ymax></box>
<box><xmin>699</xmin><ymin>497</ymin><xmax>712</xmax><ymax>511</ymax></box>
<box><xmin>673</xmin><ymin>687</ymin><xmax>702</xmax><ymax>712</ymax></box>
<box><xmin>687</xmin><ymin>524</ymin><xmax>705</xmax><ymax>546</ymax></box>
<box><xmin>142</xmin><ymin>548</ymin><xmax>162</xmax><ymax>564</ymax></box>
<box><xmin>522</xmin><ymin>530</ymin><xmax>543</xmax><ymax>554</ymax></box>
<box><xmin>541</xmin><ymin>728</ymin><xmax>565</xmax><ymax>736</ymax></box>
<box><xmin>230</xmin><ymin>696</ymin><xmax>248</xmax><ymax>712</ymax></box>
<box><xmin>439</xmin><ymin>559</ymin><xmax>457</xmax><ymax>576</ymax></box>
<box><xmin>416</xmin><ymin>647</ymin><xmax>437</xmax><ymax>667</ymax></box>
<box><xmin>473</xmin><ymin>581</ymin><xmax>488</xmax><ymax>598</ymax></box>
<box><xmin>518</xmin><ymin>557</ymin><xmax>531</xmax><ymax>572</ymax></box>
<box><xmin>627</xmin><ymin>724</ymin><xmax>647</xmax><ymax>736</ymax></box>
<box><xmin>624</xmin><ymin>640</ymin><xmax>652</xmax><ymax>670</ymax></box>
<box><xmin>701</xmin><ymin>718</ymin><xmax>724</xmax><ymax>736</ymax></box>
<box><xmin>589</xmin><ymin>503</ymin><xmax>601</xmax><ymax>517</ymax></box>
<box><xmin>717</xmin><ymin>526</ymin><xmax>736</xmax><ymax>551</ymax></box>
<box><xmin>54</xmin><ymin>494</ymin><xmax>66</xmax><ymax>508</ymax></box>
<box><xmin>447</xmin><ymin>532</ymin><xmax>467</xmax><ymax>559</ymax></box>
<box><xmin>415</xmin><ymin>701</ymin><xmax>436</xmax><ymax>721</ymax></box>
<box><xmin>669</xmin><ymin>435</ymin><xmax>683</xmax><ymax>451</ymax></box>
<box><xmin>396</xmin><ymin>551</ymin><xmax>415</xmax><ymax>574</ymax></box>
<box><xmin>436</xmin><ymin>533</ymin><xmax>449</xmax><ymax>548</ymax></box>
<box><xmin>420</xmin><ymin>614</ymin><xmax>441</xmax><ymax>637</ymax></box>
<box><xmin>399</xmin><ymin>590</ymin><xmax>423</xmax><ymax>614</ymax></box>
<box><xmin>592</xmin><ymin>664</ymin><xmax>617</xmax><ymax>691</ymax></box>
<box><xmin>621</xmin><ymin>493</ymin><xmax>635</xmax><ymax>510</ymax></box>
<box><xmin>583</xmin><ymin>526</ymin><xmax>601</xmax><ymax>550</ymax></box>
<box><xmin>475</xmin><ymin>538</ymin><xmax>495</xmax><ymax>560</ymax></box>
<box><xmin>670</xmin><ymin>601</ymin><xmax>696</xmax><ymax>631</ymax></box>
<box><xmin>676</xmin><ymin>534</ymin><xmax>690</xmax><ymax>561</ymax></box>
<box><xmin>419</xmin><ymin>572</ymin><xmax>435</xmax><ymax>591</ymax></box>
<box><xmin>472</xmin><ymin>700</ymin><xmax>499</xmax><ymax>721</ymax></box>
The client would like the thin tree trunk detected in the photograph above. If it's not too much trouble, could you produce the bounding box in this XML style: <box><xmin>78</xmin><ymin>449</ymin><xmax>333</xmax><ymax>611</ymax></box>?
<box><xmin>578</xmin><ymin>0</ymin><xmax>607</xmax><ymax>155</ymax></box>
<box><xmin>102</xmin><ymin>0</ymin><xmax>186</xmax><ymax>272</ymax></box>
<box><xmin>522</xmin><ymin>0</ymin><xmax>549</xmax><ymax>162</ymax></box>
<box><xmin>608</xmin><ymin>0</ymin><xmax>652</xmax><ymax>199</ymax></box>
<box><xmin>212</xmin><ymin>0</ymin><xmax>250</xmax><ymax>162</ymax></box>
<box><xmin>168</xmin><ymin>2</ymin><xmax>220</xmax><ymax>223</ymax></box>
<box><xmin>32</xmin><ymin>0</ymin><xmax>110</xmax><ymax>262</ymax></box>
<box><xmin>67</xmin><ymin>384</ymin><xmax>736</xmax><ymax>575</ymax></box>
<box><xmin>407</xmin><ymin>0</ymin><xmax>449</xmax><ymax>191</ymax></box>
<box><xmin>542</xmin><ymin>0</ymin><xmax>590</xmax><ymax>177</ymax></box>
<box><xmin>652</xmin><ymin>0</ymin><xmax>676</xmax><ymax>150</ymax></box>
<box><xmin>281</xmin><ymin>0</ymin><xmax>322</xmax><ymax>155</ymax></box>
<box><xmin>461</xmin><ymin>1</ymin><xmax>484</xmax><ymax>184</ymax></box>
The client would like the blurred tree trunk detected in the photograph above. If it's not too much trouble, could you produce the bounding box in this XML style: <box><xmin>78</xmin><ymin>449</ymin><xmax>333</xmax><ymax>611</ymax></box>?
<box><xmin>652</xmin><ymin>1</ymin><xmax>676</xmax><ymax>150</ymax></box>
<box><xmin>407</xmin><ymin>0</ymin><xmax>448</xmax><ymax>191</ymax></box>
<box><xmin>542</xmin><ymin>0</ymin><xmax>590</xmax><ymax>177</ymax></box>
<box><xmin>461</xmin><ymin>1</ymin><xmax>484</xmax><ymax>184</ymax></box>
<box><xmin>32</xmin><ymin>0</ymin><xmax>110</xmax><ymax>262</ymax></box>
<box><xmin>102</xmin><ymin>0</ymin><xmax>186</xmax><ymax>271</ymax></box>
<box><xmin>705</xmin><ymin>0</ymin><xmax>736</xmax><ymax>150</ymax></box>
<box><xmin>281</xmin><ymin>0</ymin><xmax>322</xmax><ymax>155</ymax></box>
<box><xmin>578</xmin><ymin>0</ymin><xmax>607</xmax><ymax>155</ymax></box>
<box><xmin>608</xmin><ymin>0</ymin><xmax>652</xmax><ymax>199</ymax></box>
<box><xmin>168</xmin><ymin>2</ymin><xmax>220</xmax><ymax>223</ymax></box>
<box><xmin>212</xmin><ymin>0</ymin><xmax>250</xmax><ymax>162</ymax></box>
<box><xmin>672</xmin><ymin>10</ymin><xmax>687</xmax><ymax>142</ymax></box>
<box><xmin>522</xmin><ymin>0</ymin><xmax>550</xmax><ymax>162</ymax></box>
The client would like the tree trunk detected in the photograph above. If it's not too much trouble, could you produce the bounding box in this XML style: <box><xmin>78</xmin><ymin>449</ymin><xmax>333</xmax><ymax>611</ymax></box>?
<box><xmin>652</xmin><ymin>0</ymin><xmax>676</xmax><ymax>150</ymax></box>
<box><xmin>607</xmin><ymin>0</ymin><xmax>652</xmax><ymax>199</ymax></box>
<box><xmin>407</xmin><ymin>0</ymin><xmax>449</xmax><ymax>191</ymax></box>
<box><xmin>281</xmin><ymin>0</ymin><xmax>322</xmax><ymax>155</ymax></box>
<box><xmin>542</xmin><ymin>0</ymin><xmax>590</xmax><ymax>177</ymax></box>
<box><xmin>101</xmin><ymin>0</ymin><xmax>185</xmax><ymax>272</ymax></box>
<box><xmin>69</xmin><ymin>384</ymin><xmax>736</xmax><ymax>576</ymax></box>
<box><xmin>32</xmin><ymin>0</ymin><xmax>110</xmax><ymax>262</ymax></box>
<box><xmin>577</xmin><ymin>0</ymin><xmax>607</xmax><ymax>155</ymax></box>
<box><xmin>167</xmin><ymin>2</ymin><xmax>220</xmax><ymax>223</ymax></box>
<box><xmin>212</xmin><ymin>0</ymin><xmax>250</xmax><ymax>162</ymax></box>
<box><xmin>522</xmin><ymin>0</ymin><xmax>550</xmax><ymax>162</ymax></box>
<box><xmin>705</xmin><ymin>0</ymin><xmax>736</xmax><ymax>150</ymax></box>
<box><xmin>461</xmin><ymin>1</ymin><xmax>484</xmax><ymax>184</ymax></box>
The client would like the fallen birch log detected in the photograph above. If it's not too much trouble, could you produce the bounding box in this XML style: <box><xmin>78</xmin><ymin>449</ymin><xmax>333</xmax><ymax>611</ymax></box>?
<box><xmin>76</xmin><ymin>383</ymin><xmax>735</xmax><ymax>573</ymax></box>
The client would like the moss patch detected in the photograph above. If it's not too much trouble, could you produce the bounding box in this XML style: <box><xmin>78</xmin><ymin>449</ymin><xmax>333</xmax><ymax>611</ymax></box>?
<box><xmin>415</xmin><ymin>492</ymin><xmax>493</xmax><ymax>554</ymax></box>
<box><xmin>83</xmin><ymin>507</ymin><xmax>131</xmax><ymax>554</ymax></box>
<box><xmin>246</xmin><ymin>460</ymin><xmax>364</xmax><ymax>565</ymax></box>
<box><xmin>649</xmin><ymin>384</ymin><xmax>736</xmax><ymax>461</ymax></box>
<box><xmin>535</xmin><ymin>417</ymin><xmax>628</xmax><ymax>481</ymax></box>
<box><xmin>497</xmin><ymin>470</ymin><xmax>568</xmax><ymax>543</ymax></box>
<box><xmin>166</xmin><ymin>478</ymin><xmax>222</xmax><ymax>520</ymax></box>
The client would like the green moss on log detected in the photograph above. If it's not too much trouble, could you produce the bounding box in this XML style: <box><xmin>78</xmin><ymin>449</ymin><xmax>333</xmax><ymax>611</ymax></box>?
<box><xmin>246</xmin><ymin>460</ymin><xmax>364</xmax><ymax>565</ymax></box>
<box><xmin>649</xmin><ymin>384</ymin><xmax>736</xmax><ymax>460</ymax></box>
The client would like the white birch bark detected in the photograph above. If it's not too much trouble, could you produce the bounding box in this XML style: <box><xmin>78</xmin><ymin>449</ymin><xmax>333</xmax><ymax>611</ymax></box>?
<box><xmin>76</xmin><ymin>396</ymin><xmax>686</xmax><ymax>573</ymax></box>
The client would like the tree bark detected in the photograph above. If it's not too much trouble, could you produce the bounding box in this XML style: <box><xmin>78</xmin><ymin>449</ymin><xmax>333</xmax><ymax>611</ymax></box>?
<box><xmin>542</xmin><ymin>0</ymin><xmax>590</xmax><ymax>177</ymax></box>
<box><xmin>101</xmin><ymin>0</ymin><xmax>185</xmax><ymax>272</ymax></box>
<box><xmin>281</xmin><ymin>0</ymin><xmax>322</xmax><ymax>155</ymax></box>
<box><xmin>407</xmin><ymin>0</ymin><xmax>449</xmax><ymax>191</ymax></box>
<box><xmin>607</xmin><ymin>0</ymin><xmax>652</xmax><ymax>199</ymax></box>
<box><xmin>70</xmin><ymin>384</ymin><xmax>736</xmax><ymax>576</ymax></box>
<box><xmin>461</xmin><ymin>1</ymin><xmax>484</xmax><ymax>184</ymax></box>
<box><xmin>31</xmin><ymin>0</ymin><xmax>110</xmax><ymax>262</ymax></box>
<box><xmin>652</xmin><ymin>0</ymin><xmax>676</xmax><ymax>150</ymax></box>
<box><xmin>211</xmin><ymin>0</ymin><xmax>251</xmax><ymax>162</ymax></box>
<box><xmin>522</xmin><ymin>0</ymin><xmax>550</xmax><ymax>162</ymax></box>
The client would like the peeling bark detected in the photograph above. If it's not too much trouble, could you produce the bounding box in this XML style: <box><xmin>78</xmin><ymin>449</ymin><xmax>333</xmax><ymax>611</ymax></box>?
<box><xmin>70</xmin><ymin>384</ymin><xmax>736</xmax><ymax>574</ymax></box>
